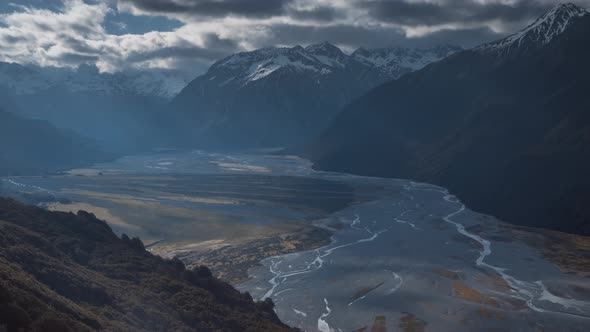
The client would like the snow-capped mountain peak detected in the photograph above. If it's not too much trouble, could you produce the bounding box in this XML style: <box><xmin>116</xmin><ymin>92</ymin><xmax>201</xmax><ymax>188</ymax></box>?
<box><xmin>477</xmin><ymin>3</ymin><xmax>588</xmax><ymax>56</ymax></box>
<box><xmin>210</xmin><ymin>46</ymin><xmax>333</xmax><ymax>86</ymax></box>
<box><xmin>304</xmin><ymin>41</ymin><xmax>341</xmax><ymax>54</ymax></box>
<box><xmin>204</xmin><ymin>43</ymin><xmax>460</xmax><ymax>89</ymax></box>
<box><xmin>351</xmin><ymin>45</ymin><xmax>461</xmax><ymax>76</ymax></box>
<box><xmin>305</xmin><ymin>41</ymin><xmax>347</xmax><ymax>69</ymax></box>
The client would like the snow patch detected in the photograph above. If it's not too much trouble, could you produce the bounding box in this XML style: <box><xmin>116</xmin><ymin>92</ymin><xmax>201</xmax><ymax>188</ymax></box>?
<box><xmin>477</xmin><ymin>3</ymin><xmax>588</xmax><ymax>56</ymax></box>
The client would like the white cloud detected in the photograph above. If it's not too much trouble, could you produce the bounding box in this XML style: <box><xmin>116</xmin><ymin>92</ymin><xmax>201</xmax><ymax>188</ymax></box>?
<box><xmin>0</xmin><ymin>0</ymin><xmax>109</xmax><ymax>66</ymax></box>
<box><xmin>0</xmin><ymin>0</ymin><xmax>212</xmax><ymax>72</ymax></box>
<box><xmin>0</xmin><ymin>0</ymin><xmax>584</xmax><ymax>74</ymax></box>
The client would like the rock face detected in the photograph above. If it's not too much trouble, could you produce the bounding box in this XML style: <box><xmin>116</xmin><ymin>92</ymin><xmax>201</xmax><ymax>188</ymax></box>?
<box><xmin>310</xmin><ymin>4</ymin><xmax>590</xmax><ymax>236</ymax></box>
<box><xmin>0</xmin><ymin>198</ymin><xmax>296</xmax><ymax>332</ymax></box>
<box><xmin>171</xmin><ymin>42</ymin><xmax>459</xmax><ymax>148</ymax></box>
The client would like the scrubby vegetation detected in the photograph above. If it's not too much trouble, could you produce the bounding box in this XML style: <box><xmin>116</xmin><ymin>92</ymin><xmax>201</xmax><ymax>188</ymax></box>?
<box><xmin>0</xmin><ymin>198</ymin><xmax>296</xmax><ymax>331</ymax></box>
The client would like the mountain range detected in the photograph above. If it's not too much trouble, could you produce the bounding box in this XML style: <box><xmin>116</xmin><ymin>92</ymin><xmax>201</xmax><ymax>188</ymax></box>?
<box><xmin>171</xmin><ymin>43</ymin><xmax>460</xmax><ymax>148</ymax></box>
<box><xmin>0</xmin><ymin>62</ymin><xmax>189</xmax><ymax>98</ymax></box>
<box><xmin>0</xmin><ymin>107</ymin><xmax>110</xmax><ymax>176</ymax></box>
<box><xmin>2</xmin><ymin>4</ymin><xmax>589</xmax><ymax>237</ymax></box>
<box><xmin>309</xmin><ymin>3</ymin><xmax>590</xmax><ymax>236</ymax></box>
<box><xmin>0</xmin><ymin>64</ymin><xmax>193</xmax><ymax>153</ymax></box>
<box><xmin>1</xmin><ymin>3</ymin><xmax>590</xmax><ymax>331</ymax></box>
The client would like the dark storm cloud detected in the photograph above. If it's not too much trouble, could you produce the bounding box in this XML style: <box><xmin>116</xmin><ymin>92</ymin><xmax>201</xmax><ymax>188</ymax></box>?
<box><xmin>257</xmin><ymin>22</ymin><xmax>504</xmax><ymax>50</ymax></box>
<box><xmin>202</xmin><ymin>33</ymin><xmax>239</xmax><ymax>51</ymax></box>
<box><xmin>127</xmin><ymin>33</ymin><xmax>238</xmax><ymax>63</ymax></box>
<box><xmin>287</xmin><ymin>5</ymin><xmax>345</xmax><ymax>22</ymax></box>
<box><xmin>119</xmin><ymin>0</ymin><xmax>292</xmax><ymax>18</ymax></box>
<box><xmin>128</xmin><ymin>45</ymin><xmax>218</xmax><ymax>61</ymax></box>
<box><xmin>52</xmin><ymin>52</ymin><xmax>101</xmax><ymax>64</ymax></box>
<box><xmin>413</xmin><ymin>26</ymin><xmax>504</xmax><ymax>48</ymax></box>
<box><xmin>260</xmin><ymin>23</ymin><xmax>407</xmax><ymax>49</ymax></box>
<box><xmin>363</xmin><ymin>0</ymin><xmax>552</xmax><ymax>26</ymax></box>
<box><xmin>59</xmin><ymin>35</ymin><xmax>104</xmax><ymax>55</ymax></box>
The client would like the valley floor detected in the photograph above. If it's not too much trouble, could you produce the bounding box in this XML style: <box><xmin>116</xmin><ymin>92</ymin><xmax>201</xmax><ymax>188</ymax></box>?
<box><xmin>1</xmin><ymin>150</ymin><xmax>589</xmax><ymax>331</ymax></box>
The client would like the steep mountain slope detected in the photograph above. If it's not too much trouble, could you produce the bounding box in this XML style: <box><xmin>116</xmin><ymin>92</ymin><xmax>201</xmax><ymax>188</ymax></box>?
<box><xmin>475</xmin><ymin>2</ymin><xmax>588</xmax><ymax>58</ymax></box>
<box><xmin>172</xmin><ymin>43</ymin><xmax>459</xmax><ymax>148</ymax></box>
<box><xmin>0</xmin><ymin>107</ymin><xmax>110</xmax><ymax>176</ymax></box>
<box><xmin>0</xmin><ymin>198</ymin><xmax>295</xmax><ymax>332</ymax></box>
<box><xmin>0</xmin><ymin>64</ymin><xmax>192</xmax><ymax>153</ymax></box>
<box><xmin>310</xmin><ymin>3</ymin><xmax>590</xmax><ymax>236</ymax></box>
<box><xmin>351</xmin><ymin>45</ymin><xmax>460</xmax><ymax>79</ymax></box>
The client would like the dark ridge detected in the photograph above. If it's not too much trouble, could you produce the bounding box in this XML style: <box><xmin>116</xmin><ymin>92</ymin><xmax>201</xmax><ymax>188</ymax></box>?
<box><xmin>309</xmin><ymin>12</ymin><xmax>590</xmax><ymax>236</ymax></box>
<box><xmin>0</xmin><ymin>198</ymin><xmax>297</xmax><ymax>332</ymax></box>
<box><xmin>0</xmin><ymin>106</ymin><xmax>114</xmax><ymax>176</ymax></box>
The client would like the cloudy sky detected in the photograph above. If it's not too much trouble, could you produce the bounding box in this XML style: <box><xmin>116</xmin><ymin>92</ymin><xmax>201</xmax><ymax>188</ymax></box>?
<box><xmin>0</xmin><ymin>0</ymin><xmax>586</xmax><ymax>76</ymax></box>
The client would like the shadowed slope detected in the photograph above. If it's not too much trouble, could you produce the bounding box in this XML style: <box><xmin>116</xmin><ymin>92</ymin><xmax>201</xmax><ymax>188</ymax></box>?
<box><xmin>310</xmin><ymin>4</ymin><xmax>590</xmax><ymax>235</ymax></box>
<box><xmin>0</xmin><ymin>198</ymin><xmax>296</xmax><ymax>332</ymax></box>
